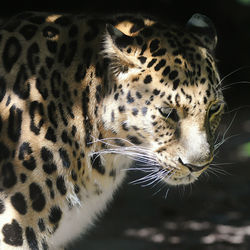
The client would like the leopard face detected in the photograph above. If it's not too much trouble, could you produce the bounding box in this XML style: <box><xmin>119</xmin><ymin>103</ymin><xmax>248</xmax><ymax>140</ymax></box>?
<box><xmin>101</xmin><ymin>15</ymin><xmax>224</xmax><ymax>185</ymax></box>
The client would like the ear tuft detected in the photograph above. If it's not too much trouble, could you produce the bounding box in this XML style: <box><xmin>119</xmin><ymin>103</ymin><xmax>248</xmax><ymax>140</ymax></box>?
<box><xmin>186</xmin><ymin>13</ymin><xmax>217</xmax><ymax>51</ymax></box>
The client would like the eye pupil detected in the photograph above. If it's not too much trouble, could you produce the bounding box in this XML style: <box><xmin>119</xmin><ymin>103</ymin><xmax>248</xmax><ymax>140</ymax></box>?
<box><xmin>209</xmin><ymin>103</ymin><xmax>222</xmax><ymax>117</ymax></box>
<box><xmin>159</xmin><ymin>107</ymin><xmax>179</xmax><ymax>122</ymax></box>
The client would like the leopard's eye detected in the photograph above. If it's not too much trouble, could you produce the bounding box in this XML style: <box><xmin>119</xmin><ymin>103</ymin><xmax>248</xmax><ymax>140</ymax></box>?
<box><xmin>208</xmin><ymin>102</ymin><xmax>224</xmax><ymax>118</ymax></box>
<box><xmin>159</xmin><ymin>107</ymin><xmax>179</xmax><ymax>122</ymax></box>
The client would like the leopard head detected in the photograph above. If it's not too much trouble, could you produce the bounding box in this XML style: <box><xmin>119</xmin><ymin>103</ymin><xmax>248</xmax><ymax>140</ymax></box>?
<box><xmin>100</xmin><ymin>14</ymin><xmax>224</xmax><ymax>185</ymax></box>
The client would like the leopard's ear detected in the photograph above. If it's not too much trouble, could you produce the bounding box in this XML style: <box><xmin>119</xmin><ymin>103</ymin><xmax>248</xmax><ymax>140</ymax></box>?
<box><xmin>106</xmin><ymin>24</ymin><xmax>135</xmax><ymax>50</ymax></box>
<box><xmin>186</xmin><ymin>13</ymin><xmax>217</xmax><ymax>51</ymax></box>
<box><xmin>103</xmin><ymin>24</ymin><xmax>141</xmax><ymax>76</ymax></box>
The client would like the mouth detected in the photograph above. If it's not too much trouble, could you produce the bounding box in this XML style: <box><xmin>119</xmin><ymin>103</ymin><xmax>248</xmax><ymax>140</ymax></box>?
<box><xmin>162</xmin><ymin>161</ymin><xmax>209</xmax><ymax>186</ymax></box>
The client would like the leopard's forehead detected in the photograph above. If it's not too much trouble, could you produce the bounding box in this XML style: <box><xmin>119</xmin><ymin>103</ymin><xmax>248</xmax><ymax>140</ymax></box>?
<box><xmin>114</xmin><ymin>24</ymin><xmax>222</xmax><ymax>110</ymax></box>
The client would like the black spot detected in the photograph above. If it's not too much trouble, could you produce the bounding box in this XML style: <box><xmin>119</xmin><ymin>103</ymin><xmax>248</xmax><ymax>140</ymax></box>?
<box><xmin>59</xmin><ymin>148</ymin><xmax>71</xmax><ymax>168</ymax></box>
<box><xmin>36</xmin><ymin>77</ymin><xmax>48</xmax><ymax>100</ymax></box>
<box><xmin>140</xmin><ymin>43</ymin><xmax>147</xmax><ymax>55</ymax></box>
<box><xmin>127</xmin><ymin>91</ymin><xmax>134</xmax><ymax>103</ymax></box>
<box><xmin>64</xmin><ymin>40</ymin><xmax>77</xmax><ymax>67</ymax></box>
<box><xmin>0</xmin><ymin>199</ymin><xmax>5</xmax><ymax>214</ymax></box>
<box><xmin>13</xmin><ymin>64</ymin><xmax>30</xmax><ymax>99</ymax></box>
<box><xmin>38</xmin><ymin>218</ymin><xmax>45</xmax><ymax>232</ymax></box>
<box><xmin>20</xmin><ymin>173</ymin><xmax>27</xmax><ymax>183</ymax></box>
<box><xmin>95</xmin><ymin>85</ymin><xmax>102</xmax><ymax>104</ymax></box>
<box><xmin>0</xmin><ymin>77</ymin><xmax>6</xmax><ymax>102</ymax></box>
<box><xmin>118</xmin><ymin>105</ymin><xmax>125</xmax><ymax>113</ymax></box>
<box><xmin>2</xmin><ymin>162</ymin><xmax>17</xmax><ymax>188</ymax></box>
<box><xmin>27</xmin><ymin>42</ymin><xmax>40</xmax><ymax>74</ymax></box>
<box><xmin>43</xmin><ymin>26</ymin><xmax>59</xmax><ymax>38</ymax></box>
<box><xmin>29</xmin><ymin>182</ymin><xmax>46</xmax><ymax>212</ymax></box>
<box><xmin>43</xmin><ymin>163</ymin><xmax>57</xmax><ymax>175</ymax></box>
<box><xmin>61</xmin><ymin>130</ymin><xmax>69</xmax><ymax>143</ymax></box>
<box><xmin>132</xmin><ymin>108</ymin><xmax>139</xmax><ymax>116</ymax></box>
<box><xmin>138</xmin><ymin>56</ymin><xmax>146</xmax><ymax>64</ymax></box>
<box><xmin>74</xmin><ymin>184</ymin><xmax>80</xmax><ymax>194</ymax></box>
<box><xmin>122</xmin><ymin>122</ymin><xmax>129</xmax><ymax>131</ymax></box>
<box><xmin>18</xmin><ymin>142</ymin><xmax>36</xmax><ymax>171</ymax></box>
<box><xmin>153</xmin><ymin>89</ymin><xmax>160</xmax><ymax>95</ymax></box>
<box><xmin>57</xmin><ymin>43</ymin><xmax>66</xmax><ymax>63</ymax></box>
<box><xmin>50</xmin><ymin>70</ymin><xmax>61</xmax><ymax>98</ymax></box>
<box><xmin>47</xmin><ymin>101</ymin><xmax>58</xmax><ymax>128</ymax></box>
<box><xmin>82</xmin><ymin>47</ymin><xmax>93</xmax><ymax>68</ymax></box>
<box><xmin>127</xmin><ymin>135</ymin><xmax>142</xmax><ymax>145</ymax></box>
<box><xmin>152</xmin><ymin>48</ymin><xmax>167</xmax><ymax>57</ymax></box>
<box><xmin>174</xmin><ymin>58</ymin><xmax>182</xmax><ymax>64</ymax></box>
<box><xmin>173</xmin><ymin>79</ymin><xmax>180</xmax><ymax>90</ymax></box>
<box><xmin>49</xmin><ymin>206</ymin><xmax>62</xmax><ymax>224</ymax></box>
<box><xmin>2</xmin><ymin>219</ymin><xmax>23</xmax><ymax>246</ymax></box>
<box><xmin>45</xmin><ymin>57</ymin><xmax>54</xmax><ymax>69</ymax></box>
<box><xmin>149</xmin><ymin>39</ymin><xmax>159</xmax><ymax>53</ymax></box>
<box><xmin>25</xmin><ymin>227</ymin><xmax>38</xmax><ymax>250</ymax></box>
<box><xmin>154</xmin><ymin>59</ymin><xmax>166</xmax><ymax>71</ymax></box>
<box><xmin>136</xmin><ymin>91</ymin><xmax>142</xmax><ymax>99</ymax></box>
<box><xmin>144</xmin><ymin>75</ymin><xmax>152</xmax><ymax>84</ymax></box>
<box><xmin>75</xmin><ymin>63</ymin><xmax>86</xmax><ymax>82</ymax></box>
<box><xmin>47</xmin><ymin>40</ymin><xmax>57</xmax><ymax>53</ymax></box>
<box><xmin>204</xmin><ymin>96</ymin><xmax>208</xmax><ymax>104</ymax></box>
<box><xmin>71</xmin><ymin>170</ymin><xmax>77</xmax><ymax>181</ymax></box>
<box><xmin>71</xmin><ymin>125</ymin><xmax>77</xmax><ymax>137</ymax></box>
<box><xmin>162</xmin><ymin>66</ymin><xmax>170</xmax><ymax>76</ymax></box>
<box><xmin>11</xmin><ymin>192</ymin><xmax>27</xmax><ymax>215</ymax></box>
<box><xmin>200</xmin><ymin>78</ymin><xmax>206</xmax><ymax>84</ymax></box>
<box><xmin>58</xmin><ymin>103</ymin><xmax>68</xmax><ymax>126</ymax></box>
<box><xmin>19</xmin><ymin>24</ymin><xmax>37</xmax><ymax>40</ymax></box>
<box><xmin>29</xmin><ymin>101</ymin><xmax>44</xmax><ymax>135</ymax></box>
<box><xmin>114</xmin><ymin>93</ymin><xmax>119</xmax><ymax>101</ymax></box>
<box><xmin>169</xmin><ymin>70</ymin><xmax>178</xmax><ymax>80</ymax></box>
<box><xmin>82</xmin><ymin>87</ymin><xmax>93</xmax><ymax>146</ymax></box>
<box><xmin>90</xmin><ymin>155</ymin><xmax>105</xmax><ymax>175</ymax></box>
<box><xmin>45</xmin><ymin>127</ymin><xmax>57</xmax><ymax>143</ymax></box>
<box><xmin>0</xmin><ymin>142</ymin><xmax>10</xmax><ymax>162</ymax></box>
<box><xmin>2</xmin><ymin>36</ymin><xmax>22</xmax><ymax>72</ymax></box>
<box><xmin>41</xmin><ymin>147</ymin><xmax>53</xmax><ymax>162</ymax></box>
<box><xmin>147</xmin><ymin>58</ymin><xmax>157</xmax><ymax>68</ymax></box>
<box><xmin>113</xmin><ymin>33</ymin><xmax>134</xmax><ymax>49</ymax></box>
<box><xmin>56</xmin><ymin>176</ymin><xmax>67</xmax><ymax>195</ymax></box>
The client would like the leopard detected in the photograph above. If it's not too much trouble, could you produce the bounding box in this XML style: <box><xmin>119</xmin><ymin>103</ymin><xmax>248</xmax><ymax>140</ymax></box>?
<box><xmin>0</xmin><ymin>11</ymin><xmax>225</xmax><ymax>249</ymax></box>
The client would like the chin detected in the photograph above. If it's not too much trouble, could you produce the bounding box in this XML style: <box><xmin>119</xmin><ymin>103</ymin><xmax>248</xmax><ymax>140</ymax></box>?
<box><xmin>165</xmin><ymin>173</ymin><xmax>199</xmax><ymax>186</ymax></box>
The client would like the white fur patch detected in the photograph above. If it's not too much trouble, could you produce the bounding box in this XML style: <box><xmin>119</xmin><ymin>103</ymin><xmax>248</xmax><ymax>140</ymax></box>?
<box><xmin>49</xmin><ymin>155</ymin><xmax>131</xmax><ymax>249</ymax></box>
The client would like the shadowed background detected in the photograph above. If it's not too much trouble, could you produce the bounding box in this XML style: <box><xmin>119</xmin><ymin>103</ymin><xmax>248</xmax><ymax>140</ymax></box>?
<box><xmin>1</xmin><ymin>0</ymin><xmax>250</xmax><ymax>249</ymax></box>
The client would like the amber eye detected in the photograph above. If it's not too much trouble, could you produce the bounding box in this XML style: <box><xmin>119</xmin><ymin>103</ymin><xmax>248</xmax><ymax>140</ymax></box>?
<box><xmin>159</xmin><ymin>107</ymin><xmax>179</xmax><ymax>122</ymax></box>
<box><xmin>208</xmin><ymin>102</ymin><xmax>224</xmax><ymax>118</ymax></box>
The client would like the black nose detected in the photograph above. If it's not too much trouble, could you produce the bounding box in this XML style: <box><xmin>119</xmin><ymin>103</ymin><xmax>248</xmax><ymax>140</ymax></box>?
<box><xmin>178</xmin><ymin>158</ymin><xmax>209</xmax><ymax>172</ymax></box>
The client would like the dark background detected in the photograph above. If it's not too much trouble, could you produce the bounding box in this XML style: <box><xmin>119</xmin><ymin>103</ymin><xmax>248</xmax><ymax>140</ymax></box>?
<box><xmin>2</xmin><ymin>0</ymin><xmax>250</xmax><ymax>249</ymax></box>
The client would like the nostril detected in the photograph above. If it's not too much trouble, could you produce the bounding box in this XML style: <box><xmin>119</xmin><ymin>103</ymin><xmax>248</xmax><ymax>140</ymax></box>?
<box><xmin>178</xmin><ymin>158</ymin><xmax>209</xmax><ymax>172</ymax></box>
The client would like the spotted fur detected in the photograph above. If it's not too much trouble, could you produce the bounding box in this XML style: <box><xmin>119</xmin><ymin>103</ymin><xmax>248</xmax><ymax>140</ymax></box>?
<box><xmin>0</xmin><ymin>12</ymin><xmax>224</xmax><ymax>249</ymax></box>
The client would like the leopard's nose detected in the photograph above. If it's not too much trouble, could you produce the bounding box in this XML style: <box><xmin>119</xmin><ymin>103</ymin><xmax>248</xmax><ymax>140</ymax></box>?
<box><xmin>178</xmin><ymin>158</ymin><xmax>210</xmax><ymax>172</ymax></box>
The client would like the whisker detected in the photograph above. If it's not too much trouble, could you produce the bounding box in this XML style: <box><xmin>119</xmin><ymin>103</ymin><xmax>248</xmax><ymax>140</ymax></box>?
<box><xmin>216</xmin><ymin>66</ymin><xmax>250</xmax><ymax>88</ymax></box>
<box><xmin>221</xmin><ymin>81</ymin><xmax>250</xmax><ymax>91</ymax></box>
